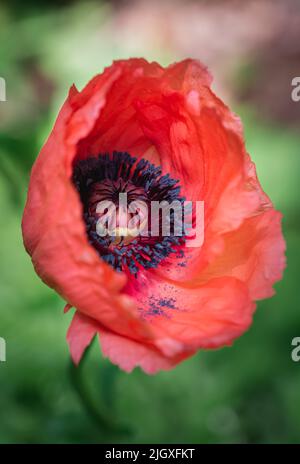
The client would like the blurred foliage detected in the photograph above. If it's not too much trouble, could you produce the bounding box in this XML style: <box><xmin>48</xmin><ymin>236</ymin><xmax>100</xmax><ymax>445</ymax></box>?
<box><xmin>0</xmin><ymin>0</ymin><xmax>300</xmax><ymax>444</ymax></box>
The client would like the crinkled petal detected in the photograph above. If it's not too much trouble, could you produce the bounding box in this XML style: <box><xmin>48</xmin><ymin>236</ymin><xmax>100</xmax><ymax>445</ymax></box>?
<box><xmin>67</xmin><ymin>311</ymin><xmax>97</xmax><ymax>365</ymax></box>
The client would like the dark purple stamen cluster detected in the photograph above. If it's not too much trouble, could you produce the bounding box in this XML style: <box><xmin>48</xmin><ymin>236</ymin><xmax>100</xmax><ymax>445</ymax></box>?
<box><xmin>72</xmin><ymin>151</ymin><xmax>186</xmax><ymax>276</ymax></box>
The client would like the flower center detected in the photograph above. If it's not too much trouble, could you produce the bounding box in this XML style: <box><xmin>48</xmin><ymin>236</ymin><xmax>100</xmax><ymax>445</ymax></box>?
<box><xmin>72</xmin><ymin>152</ymin><xmax>185</xmax><ymax>276</ymax></box>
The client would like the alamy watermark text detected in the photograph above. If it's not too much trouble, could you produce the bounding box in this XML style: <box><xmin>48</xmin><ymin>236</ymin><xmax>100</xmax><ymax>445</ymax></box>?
<box><xmin>0</xmin><ymin>337</ymin><xmax>6</xmax><ymax>362</ymax></box>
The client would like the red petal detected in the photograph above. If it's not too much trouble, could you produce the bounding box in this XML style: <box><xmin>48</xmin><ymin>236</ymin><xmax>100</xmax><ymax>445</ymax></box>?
<box><xmin>67</xmin><ymin>311</ymin><xmax>96</xmax><ymax>365</ymax></box>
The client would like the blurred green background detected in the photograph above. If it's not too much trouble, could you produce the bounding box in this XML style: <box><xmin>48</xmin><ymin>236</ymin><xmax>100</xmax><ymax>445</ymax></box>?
<box><xmin>0</xmin><ymin>0</ymin><xmax>300</xmax><ymax>444</ymax></box>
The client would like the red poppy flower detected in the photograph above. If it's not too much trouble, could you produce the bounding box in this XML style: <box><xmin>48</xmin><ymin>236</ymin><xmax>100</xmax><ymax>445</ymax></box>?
<box><xmin>22</xmin><ymin>58</ymin><xmax>285</xmax><ymax>374</ymax></box>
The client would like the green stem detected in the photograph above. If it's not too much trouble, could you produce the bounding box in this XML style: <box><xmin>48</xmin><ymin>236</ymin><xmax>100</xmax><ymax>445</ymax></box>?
<box><xmin>69</xmin><ymin>337</ymin><xmax>131</xmax><ymax>438</ymax></box>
